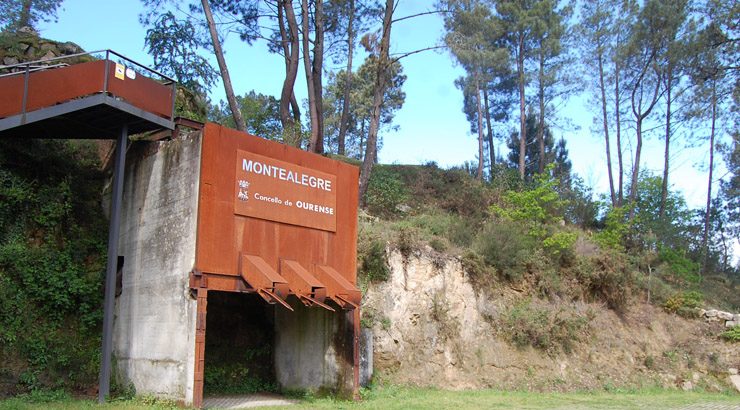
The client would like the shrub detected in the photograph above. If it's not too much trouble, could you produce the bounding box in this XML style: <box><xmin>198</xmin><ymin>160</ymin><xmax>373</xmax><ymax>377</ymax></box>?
<box><xmin>364</xmin><ymin>166</ymin><xmax>408</xmax><ymax>217</ymax></box>
<box><xmin>491</xmin><ymin>168</ymin><xmax>565</xmax><ymax>238</ymax></box>
<box><xmin>542</xmin><ymin>231</ymin><xmax>577</xmax><ymax>265</ymax></box>
<box><xmin>460</xmin><ymin>251</ymin><xmax>494</xmax><ymax>289</ymax></box>
<box><xmin>0</xmin><ymin>139</ymin><xmax>106</xmax><ymax>392</ymax></box>
<box><xmin>595</xmin><ymin>206</ymin><xmax>630</xmax><ymax>251</ymax></box>
<box><xmin>576</xmin><ymin>251</ymin><xmax>634</xmax><ymax>312</ymax></box>
<box><xmin>474</xmin><ymin>219</ymin><xmax>535</xmax><ymax>281</ymax></box>
<box><xmin>720</xmin><ymin>326</ymin><xmax>740</xmax><ymax>343</ymax></box>
<box><xmin>658</xmin><ymin>246</ymin><xmax>701</xmax><ymax>285</ymax></box>
<box><xmin>405</xmin><ymin>212</ymin><xmax>477</xmax><ymax>248</ymax></box>
<box><xmin>663</xmin><ymin>291</ymin><xmax>703</xmax><ymax>318</ymax></box>
<box><xmin>360</xmin><ymin>240</ymin><xmax>390</xmax><ymax>283</ymax></box>
<box><xmin>502</xmin><ymin>300</ymin><xmax>589</xmax><ymax>355</ymax></box>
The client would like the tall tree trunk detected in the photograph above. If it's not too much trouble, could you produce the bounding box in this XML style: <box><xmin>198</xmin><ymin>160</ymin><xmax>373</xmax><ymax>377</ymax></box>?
<box><xmin>359</xmin><ymin>0</ymin><xmax>393</xmax><ymax>206</ymax></box>
<box><xmin>483</xmin><ymin>87</ymin><xmax>495</xmax><ymax>175</ymax></box>
<box><xmin>628</xmin><ymin>119</ymin><xmax>644</xmax><ymax>221</ymax></box>
<box><xmin>277</xmin><ymin>0</ymin><xmax>301</xmax><ymax>145</ymax></box>
<box><xmin>615</xmin><ymin>53</ymin><xmax>624</xmax><ymax>206</ymax></box>
<box><xmin>337</xmin><ymin>0</ymin><xmax>355</xmax><ymax>156</ymax></box>
<box><xmin>517</xmin><ymin>32</ymin><xmax>527</xmax><ymax>180</ymax></box>
<box><xmin>277</xmin><ymin>1</ymin><xmax>301</xmax><ymax>124</ymax></box>
<box><xmin>598</xmin><ymin>51</ymin><xmax>616</xmax><ymax>206</ymax></box>
<box><xmin>301</xmin><ymin>0</ymin><xmax>320</xmax><ymax>153</ymax></box>
<box><xmin>701</xmin><ymin>80</ymin><xmax>717</xmax><ymax>275</ymax></box>
<box><xmin>475</xmin><ymin>75</ymin><xmax>484</xmax><ymax>180</ymax></box>
<box><xmin>628</xmin><ymin>62</ymin><xmax>661</xmax><ymax>221</ymax></box>
<box><xmin>660</xmin><ymin>70</ymin><xmax>672</xmax><ymax>218</ymax></box>
<box><xmin>537</xmin><ymin>43</ymin><xmax>545</xmax><ymax>174</ymax></box>
<box><xmin>311</xmin><ymin>0</ymin><xmax>325</xmax><ymax>154</ymax></box>
<box><xmin>202</xmin><ymin>0</ymin><xmax>246</xmax><ymax>132</ymax></box>
<box><xmin>18</xmin><ymin>0</ymin><xmax>32</xmax><ymax>28</ymax></box>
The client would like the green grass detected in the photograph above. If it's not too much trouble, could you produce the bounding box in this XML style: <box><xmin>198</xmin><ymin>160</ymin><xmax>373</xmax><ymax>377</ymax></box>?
<box><xmin>2</xmin><ymin>387</ymin><xmax>738</xmax><ymax>410</ymax></box>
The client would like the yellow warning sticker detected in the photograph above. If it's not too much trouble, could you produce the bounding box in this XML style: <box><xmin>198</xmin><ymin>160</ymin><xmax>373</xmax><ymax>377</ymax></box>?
<box><xmin>114</xmin><ymin>63</ymin><xmax>125</xmax><ymax>80</ymax></box>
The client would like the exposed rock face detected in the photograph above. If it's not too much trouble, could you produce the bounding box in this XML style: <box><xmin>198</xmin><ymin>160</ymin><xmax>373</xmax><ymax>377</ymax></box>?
<box><xmin>362</xmin><ymin>248</ymin><xmax>740</xmax><ymax>392</ymax></box>
<box><xmin>0</xmin><ymin>31</ymin><xmax>86</xmax><ymax>68</ymax></box>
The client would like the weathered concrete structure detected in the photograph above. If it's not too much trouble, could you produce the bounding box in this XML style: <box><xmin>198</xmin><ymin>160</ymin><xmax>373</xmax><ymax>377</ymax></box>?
<box><xmin>115</xmin><ymin>133</ymin><xmax>201</xmax><ymax>400</ymax></box>
<box><xmin>112</xmin><ymin>125</ymin><xmax>361</xmax><ymax>406</ymax></box>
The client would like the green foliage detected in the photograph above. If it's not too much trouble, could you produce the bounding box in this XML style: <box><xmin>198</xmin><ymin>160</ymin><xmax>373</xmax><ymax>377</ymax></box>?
<box><xmin>143</xmin><ymin>11</ymin><xmax>218</xmax><ymax>93</ymax></box>
<box><xmin>364</xmin><ymin>166</ymin><xmax>408</xmax><ymax>218</ymax></box>
<box><xmin>203</xmin><ymin>358</ymin><xmax>278</xmax><ymax>395</ymax></box>
<box><xmin>360</xmin><ymin>240</ymin><xmax>390</xmax><ymax>283</ymax></box>
<box><xmin>658</xmin><ymin>247</ymin><xmax>701</xmax><ymax>285</ymax></box>
<box><xmin>174</xmin><ymin>86</ymin><xmax>208</xmax><ymax>122</ymax></box>
<box><xmin>0</xmin><ymin>139</ymin><xmax>106</xmax><ymax>392</ymax></box>
<box><xmin>474</xmin><ymin>219</ymin><xmax>535</xmax><ymax>281</ymax></box>
<box><xmin>663</xmin><ymin>291</ymin><xmax>703</xmax><ymax>318</ymax></box>
<box><xmin>0</xmin><ymin>0</ymin><xmax>63</xmax><ymax>30</ymax></box>
<box><xmin>595</xmin><ymin>206</ymin><xmax>630</xmax><ymax>251</ymax></box>
<box><xmin>719</xmin><ymin>326</ymin><xmax>740</xmax><ymax>343</ymax></box>
<box><xmin>209</xmin><ymin>91</ymin><xmax>284</xmax><ymax>140</ymax></box>
<box><xmin>323</xmin><ymin>56</ymin><xmax>406</xmax><ymax>158</ymax></box>
<box><xmin>502</xmin><ymin>300</ymin><xmax>590</xmax><ymax>355</ymax></box>
<box><xmin>542</xmin><ymin>231</ymin><xmax>577</xmax><ymax>260</ymax></box>
<box><xmin>631</xmin><ymin>173</ymin><xmax>694</xmax><ymax>250</ymax></box>
<box><xmin>492</xmin><ymin>169</ymin><xmax>565</xmax><ymax>232</ymax></box>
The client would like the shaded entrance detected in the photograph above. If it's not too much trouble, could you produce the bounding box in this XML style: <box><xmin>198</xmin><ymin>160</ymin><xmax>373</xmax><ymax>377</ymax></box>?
<box><xmin>204</xmin><ymin>292</ymin><xmax>277</xmax><ymax>396</ymax></box>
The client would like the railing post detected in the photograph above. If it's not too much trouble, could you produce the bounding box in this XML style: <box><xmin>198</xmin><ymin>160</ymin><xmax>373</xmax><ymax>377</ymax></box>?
<box><xmin>21</xmin><ymin>65</ymin><xmax>30</xmax><ymax>120</ymax></box>
<box><xmin>103</xmin><ymin>50</ymin><xmax>110</xmax><ymax>94</ymax></box>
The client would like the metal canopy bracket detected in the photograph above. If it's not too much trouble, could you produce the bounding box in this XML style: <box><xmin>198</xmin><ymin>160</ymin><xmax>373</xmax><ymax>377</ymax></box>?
<box><xmin>313</xmin><ymin>265</ymin><xmax>361</xmax><ymax>310</ymax></box>
<box><xmin>239</xmin><ymin>254</ymin><xmax>293</xmax><ymax>311</ymax></box>
<box><xmin>280</xmin><ymin>259</ymin><xmax>335</xmax><ymax>312</ymax></box>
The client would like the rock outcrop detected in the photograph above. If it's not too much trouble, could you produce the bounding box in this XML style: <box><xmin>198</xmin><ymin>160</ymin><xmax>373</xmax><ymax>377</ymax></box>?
<box><xmin>362</xmin><ymin>247</ymin><xmax>740</xmax><ymax>392</ymax></box>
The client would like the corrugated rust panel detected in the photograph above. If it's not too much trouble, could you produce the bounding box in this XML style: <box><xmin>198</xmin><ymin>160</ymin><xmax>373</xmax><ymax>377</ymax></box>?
<box><xmin>107</xmin><ymin>63</ymin><xmax>173</xmax><ymax>119</ymax></box>
<box><xmin>0</xmin><ymin>75</ymin><xmax>24</xmax><ymax>118</ymax></box>
<box><xmin>195</xmin><ymin>123</ymin><xmax>360</xmax><ymax>292</ymax></box>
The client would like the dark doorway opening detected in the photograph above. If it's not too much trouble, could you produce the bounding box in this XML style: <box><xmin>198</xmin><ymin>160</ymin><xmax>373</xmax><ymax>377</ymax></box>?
<box><xmin>204</xmin><ymin>291</ymin><xmax>277</xmax><ymax>396</ymax></box>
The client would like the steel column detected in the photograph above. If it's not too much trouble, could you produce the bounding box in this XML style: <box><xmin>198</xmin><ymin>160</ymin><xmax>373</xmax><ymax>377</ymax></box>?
<box><xmin>193</xmin><ymin>288</ymin><xmax>208</xmax><ymax>408</ymax></box>
<box><xmin>98</xmin><ymin>124</ymin><xmax>128</xmax><ymax>403</ymax></box>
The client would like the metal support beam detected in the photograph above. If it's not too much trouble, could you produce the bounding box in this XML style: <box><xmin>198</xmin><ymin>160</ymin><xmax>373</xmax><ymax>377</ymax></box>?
<box><xmin>98</xmin><ymin>124</ymin><xmax>128</xmax><ymax>403</ymax></box>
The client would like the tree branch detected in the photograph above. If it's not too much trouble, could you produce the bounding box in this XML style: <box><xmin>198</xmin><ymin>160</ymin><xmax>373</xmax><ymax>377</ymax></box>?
<box><xmin>392</xmin><ymin>9</ymin><xmax>447</xmax><ymax>24</ymax></box>
<box><xmin>391</xmin><ymin>45</ymin><xmax>447</xmax><ymax>62</ymax></box>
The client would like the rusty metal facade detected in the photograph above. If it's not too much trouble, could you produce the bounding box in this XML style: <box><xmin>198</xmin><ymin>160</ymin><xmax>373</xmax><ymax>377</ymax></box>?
<box><xmin>192</xmin><ymin>123</ymin><xmax>360</xmax><ymax>307</ymax></box>
<box><xmin>190</xmin><ymin>123</ymin><xmax>361</xmax><ymax>406</ymax></box>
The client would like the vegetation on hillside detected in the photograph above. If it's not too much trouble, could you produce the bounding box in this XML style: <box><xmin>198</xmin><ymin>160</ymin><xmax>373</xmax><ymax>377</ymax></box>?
<box><xmin>0</xmin><ymin>139</ymin><xmax>107</xmax><ymax>396</ymax></box>
<box><xmin>357</xmin><ymin>161</ymin><xmax>739</xmax><ymax>320</ymax></box>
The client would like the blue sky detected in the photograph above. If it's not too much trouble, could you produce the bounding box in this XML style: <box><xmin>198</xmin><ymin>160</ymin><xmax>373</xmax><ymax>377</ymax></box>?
<box><xmin>38</xmin><ymin>0</ymin><xmax>726</xmax><ymax>210</ymax></box>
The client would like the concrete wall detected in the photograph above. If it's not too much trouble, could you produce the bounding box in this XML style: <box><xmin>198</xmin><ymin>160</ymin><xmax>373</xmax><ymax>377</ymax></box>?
<box><xmin>274</xmin><ymin>300</ymin><xmax>355</xmax><ymax>397</ymax></box>
<box><xmin>113</xmin><ymin>131</ymin><xmax>202</xmax><ymax>404</ymax></box>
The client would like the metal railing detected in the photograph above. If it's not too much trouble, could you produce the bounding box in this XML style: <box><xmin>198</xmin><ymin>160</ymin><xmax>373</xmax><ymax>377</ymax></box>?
<box><xmin>0</xmin><ymin>50</ymin><xmax>177</xmax><ymax>122</ymax></box>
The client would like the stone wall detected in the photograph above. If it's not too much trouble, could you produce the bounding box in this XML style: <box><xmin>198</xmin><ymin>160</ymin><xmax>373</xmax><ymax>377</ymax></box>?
<box><xmin>700</xmin><ymin>309</ymin><xmax>740</xmax><ymax>328</ymax></box>
<box><xmin>113</xmin><ymin>132</ymin><xmax>202</xmax><ymax>404</ymax></box>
